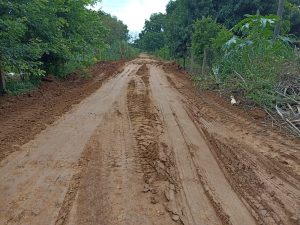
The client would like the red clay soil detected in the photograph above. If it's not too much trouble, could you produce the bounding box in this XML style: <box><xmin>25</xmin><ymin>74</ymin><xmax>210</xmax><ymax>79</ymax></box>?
<box><xmin>0</xmin><ymin>56</ymin><xmax>299</xmax><ymax>225</ymax></box>
<box><xmin>162</xmin><ymin>61</ymin><xmax>299</xmax><ymax>140</ymax></box>
<box><xmin>0</xmin><ymin>61</ymin><xmax>125</xmax><ymax>161</ymax></box>
<box><xmin>163</xmin><ymin>60</ymin><xmax>300</xmax><ymax>183</ymax></box>
<box><xmin>162</xmin><ymin>62</ymin><xmax>300</xmax><ymax>225</ymax></box>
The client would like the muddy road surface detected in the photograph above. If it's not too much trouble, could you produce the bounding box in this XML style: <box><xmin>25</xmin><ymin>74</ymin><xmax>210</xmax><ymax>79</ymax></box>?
<box><xmin>0</xmin><ymin>56</ymin><xmax>299</xmax><ymax>225</ymax></box>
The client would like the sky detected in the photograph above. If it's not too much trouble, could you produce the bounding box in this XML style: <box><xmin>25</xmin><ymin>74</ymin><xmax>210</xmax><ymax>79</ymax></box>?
<box><xmin>93</xmin><ymin>0</ymin><xmax>169</xmax><ymax>34</ymax></box>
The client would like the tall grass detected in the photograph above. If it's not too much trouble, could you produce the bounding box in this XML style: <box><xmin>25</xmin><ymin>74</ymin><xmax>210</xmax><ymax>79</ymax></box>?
<box><xmin>205</xmin><ymin>14</ymin><xmax>295</xmax><ymax>109</ymax></box>
<box><xmin>217</xmin><ymin>38</ymin><xmax>293</xmax><ymax>108</ymax></box>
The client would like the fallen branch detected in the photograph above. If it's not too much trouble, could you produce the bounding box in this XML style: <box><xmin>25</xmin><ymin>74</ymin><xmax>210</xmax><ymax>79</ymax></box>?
<box><xmin>275</xmin><ymin>91</ymin><xmax>300</xmax><ymax>105</ymax></box>
<box><xmin>285</xmin><ymin>118</ymin><xmax>300</xmax><ymax>136</ymax></box>
<box><xmin>264</xmin><ymin>108</ymin><xmax>280</xmax><ymax>127</ymax></box>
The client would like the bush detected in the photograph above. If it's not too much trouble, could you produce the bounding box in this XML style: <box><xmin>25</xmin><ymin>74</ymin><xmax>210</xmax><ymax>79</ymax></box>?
<box><xmin>6</xmin><ymin>79</ymin><xmax>36</xmax><ymax>95</ymax></box>
<box><xmin>212</xmin><ymin>14</ymin><xmax>294</xmax><ymax>108</ymax></box>
<box><xmin>192</xmin><ymin>17</ymin><xmax>225</xmax><ymax>62</ymax></box>
<box><xmin>155</xmin><ymin>46</ymin><xmax>172</xmax><ymax>60</ymax></box>
<box><xmin>99</xmin><ymin>41</ymin><xmax>140</xmax><ymax>61</ymax></box>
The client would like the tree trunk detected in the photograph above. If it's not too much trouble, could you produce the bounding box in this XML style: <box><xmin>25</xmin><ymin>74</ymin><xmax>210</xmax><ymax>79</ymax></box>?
<box><xmin>183</xmin><ymin>57</ymin><xmax>186</xmax><ymax>70</ymax></box>
<box><xmin>0</xmin><ymin>67</ymin><xmax>6</xmax><ymax>95</ymax></box>
<box><xmin>274</xmin><ymin>0</ymin><xmax>285</xmax><ymax>39</ymax></box>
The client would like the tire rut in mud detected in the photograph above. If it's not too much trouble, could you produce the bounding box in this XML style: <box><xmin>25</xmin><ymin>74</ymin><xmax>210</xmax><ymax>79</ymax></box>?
<box><xmin>162</xmin><ymin>67</ymin><xmax>300</xmax><ymax>225</ymax></box>
<box><xmin>172</xmin><ymin>115</ymin><xmax>233</xmax><ymax>225</ymax></box>
<box><xmin>128</xmin><ymin>64</ymin><xmax>172</xmax><ymax>182</ymax></box>
<box><xmin>203</xmin><ymin>132</ymin><xmax>299</xmax><ymax>225</ymax></box>
<box><xmin>55</xmin><ymin>133</ymin><xmax>98</xmax><ymax>225</ymax></box>
<box><xmin>127</xmin><ymin>64</ymin><xmax>179</xmax><ymax>222</ymax></box>
<box><xmin>180</xmin><ymin>88</ymin><xmax>300</xmax><ymax>225</ymax></box>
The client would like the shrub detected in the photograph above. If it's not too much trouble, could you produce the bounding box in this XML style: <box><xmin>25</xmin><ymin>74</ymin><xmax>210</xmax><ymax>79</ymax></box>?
<box><xmin>6</xmin><ymin>79</ymin><xmax>36</xmax><ymax>95</ymax></box>
<box><xmin>213</xmin><ymin>14</ymin><xmax>294</xmax><ymax>108</ymax></box>
<box><xmin>155</xmin><ymin>46</ymin><xmax>172</xmax><ymax>60</ymax></box>
<box><xmin>192</xmin><ymin>18</ymin><xmax>224</xmax><ymax>62</ymax></box>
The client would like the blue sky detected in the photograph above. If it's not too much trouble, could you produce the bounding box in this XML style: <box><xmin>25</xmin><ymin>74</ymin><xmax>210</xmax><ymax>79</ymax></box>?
<box><xmin>93</xmin><ymin>0</ymin><xmax>169</xmax><ymax>33</ymax></box>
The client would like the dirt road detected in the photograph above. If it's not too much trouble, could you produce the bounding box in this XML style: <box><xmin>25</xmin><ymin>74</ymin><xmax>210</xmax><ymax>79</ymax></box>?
<box><xmin>0</xmin><ymin>56</ymin><xmax>299</xmax><ymax>225</ymax></box>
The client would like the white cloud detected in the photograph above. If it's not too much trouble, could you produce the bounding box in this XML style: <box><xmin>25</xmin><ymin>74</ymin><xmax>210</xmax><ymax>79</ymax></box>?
<box><xmin>94</xmin><ymin>0</ymin><xmax>169</xmax><ymax>33</ymax></box>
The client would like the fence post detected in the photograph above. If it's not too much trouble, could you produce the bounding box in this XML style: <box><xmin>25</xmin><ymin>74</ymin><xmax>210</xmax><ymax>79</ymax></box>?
<box><xmin>202</xmin><ymin>48</ymin><xmax>207</xmax><ymax>76</ymax></box>
<box><xmin>190</xmin><ymin>52</ymin><xmax>194</xmax><ymax>74</ymax></box>
<box><xmin>0</xmin><ymin>64</ymin><xmax>6</xmax><ymax>95</ymax></box>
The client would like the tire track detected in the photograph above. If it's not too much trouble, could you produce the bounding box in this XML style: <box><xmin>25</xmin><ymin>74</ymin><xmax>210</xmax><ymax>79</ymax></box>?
<box><xmin>161</xmin><ymin>62</ymin><xmax>300</xmax><ymax>225</ymax></box>
<box><xmin>149</xmin><ymin>64</ymin><xmax>257</xmax><ymax>225</ymax></box>
<box><xmin>66</xmin><ymin>60</ymin><xmax>176</xmax><ymax>225</ymax></box>
<box><xmin>2</xmin><ymin>56</ymin><xmax>298</xmax><ymax>225</ymax></box>
<box><xmin>127</xmin><ymin>64</ymin><xmax>177</xmax><ymax>185</ymax></box>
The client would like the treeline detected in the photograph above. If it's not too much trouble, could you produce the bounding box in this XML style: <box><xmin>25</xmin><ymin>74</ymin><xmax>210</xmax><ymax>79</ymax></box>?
<box><xmin>136</xmin><ymin>0</ymin><xmax>300</xmax><ymax>61</ymax></box>
<box><xmin>136</xmin><ymin>0</ymin><xmax>300</xmax><ymax>109</ymax></box>
<box><xmin>0</xmin><ymin>0</ymin><xmax>138</xmax><ymax>94</ymax></box>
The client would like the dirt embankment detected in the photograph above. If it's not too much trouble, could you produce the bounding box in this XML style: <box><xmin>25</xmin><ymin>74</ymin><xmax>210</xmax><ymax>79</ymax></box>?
<box><xmin>0</xmin><ymin>61</ymin><xmax>125</xmax><ymax>161</ymax></box>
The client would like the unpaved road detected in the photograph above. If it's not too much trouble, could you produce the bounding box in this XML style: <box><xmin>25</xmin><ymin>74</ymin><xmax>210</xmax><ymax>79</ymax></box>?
<box><xmin>0</xmin><ymin>56</ymin><xmax>299</xmax><ymax>225</ymax></box>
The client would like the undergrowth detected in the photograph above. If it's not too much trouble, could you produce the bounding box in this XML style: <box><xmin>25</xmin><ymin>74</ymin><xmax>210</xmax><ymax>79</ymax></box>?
<box><xmin>6</xmin><ymin>79</ymin><xmax>37</xmax><ymax>95</ymax></box>
<box><xmin>2</xmin><ymin>42</ymin><xmax>139</xmax><ymax>95</ymax></box>
<box><xmin>194</xmin><ymin>14</ymin><xmax>296</xmax><ymax>110</ymax></box>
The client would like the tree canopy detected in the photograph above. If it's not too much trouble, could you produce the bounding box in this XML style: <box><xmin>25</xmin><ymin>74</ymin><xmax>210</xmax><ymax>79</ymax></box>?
<box><xmin>0</xmin><ymin>0</ymin><xmax>137</xmax><ymax>94</ymax></box>
<box><xmin>136</xmin><ymin>0</ymin><xmax>300</xmax><ymax>59</ymax></box>
<box><xmin>136</xmin><ymin>13</ymin><xmax>165</xmax><ymax>53</ymax></box>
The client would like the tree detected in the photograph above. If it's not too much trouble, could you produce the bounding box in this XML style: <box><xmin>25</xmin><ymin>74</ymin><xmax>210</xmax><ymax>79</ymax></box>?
<box><xmin>136</xmin><ymin>13</ymin><xmax>166</xmax><ymax>52</ymax></box>
<box><xmin>98</xmin><ymin>12</ymin><xmax>137</xmax><ymax>61</ymax></box>
<box><xmin>192</xmin><ymin>17</ymin><xmax>223</xmax><ymax>60</ymax></box>
<box><xmin>192</xmin><ymin>17</ymin><xmax>230</xmax><ymax>74</ymax></box>
<box><xmin>0</xmin><ymin>1</ymin><xmax>45</xmax><ymax>80</ymax></box>
<box><xmin>286</xmin><ymin>1</ymin><xmax>300</xmax><ymax>36</ymax></box>
<box><xmin>274</xmin><ymin>0</ymin><xmax>286</xmax><ymax>38</ymax></box>
<box><xmin>0</xmin><ymin>0</ymin><xmax>107</xmax><ymax>79</ymax></box>
<box><xmin>0</xmin><ymin>0</ymin><xmax>139</xmax><ymax>94</ymax></box>
<box><xmin>138</xmin><ymin>0</ymin><xmax>300</xmax><ymax>63</ymax></box>
<box><xmin>164</xmin><ymin>0</ymin><xmax>192</xmax><ymax>65</ymax></box>
<box><xmin>100</xmin><ymin>12</ymin><xmax>129</xmax><ymax>45</ymax></box>
<box><xmin>0</xmin><ymin>66</ymin><xmax>5</xmax><ymax>94</ymax></box>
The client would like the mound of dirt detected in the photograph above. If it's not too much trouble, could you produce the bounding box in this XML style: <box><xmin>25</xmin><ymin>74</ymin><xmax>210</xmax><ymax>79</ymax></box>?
<box><xmin>162</xmin><ymin>62</ymin><xmax>189</xmax><ymax>77</ymax></box>
<box><xmin>0</xmin><ymin>60</ymin><xmax>125</xmax><ymax>161</ymax></box>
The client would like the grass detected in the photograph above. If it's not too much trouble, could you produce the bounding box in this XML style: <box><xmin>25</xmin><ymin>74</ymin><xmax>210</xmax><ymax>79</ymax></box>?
<box><xmin>6</xmin><ymin>79</ymin><xmax>36</xmax><ymax>95</ymax></box>
<box><xmin>208</xmin><ymin>38</ymin><xmax>295</xmax><ymax>109</ymax></box>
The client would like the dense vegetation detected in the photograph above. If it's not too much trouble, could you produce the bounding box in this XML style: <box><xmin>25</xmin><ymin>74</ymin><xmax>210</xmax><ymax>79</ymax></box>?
<box><xmin>136</xmin><ymin>0</ymin><xmax>300</xmax><ymax>112</ymax></box>
<box><xmin>0</xmin><ymin>0</ymin><xmax>138</xmax><ymax>94</ymax></box>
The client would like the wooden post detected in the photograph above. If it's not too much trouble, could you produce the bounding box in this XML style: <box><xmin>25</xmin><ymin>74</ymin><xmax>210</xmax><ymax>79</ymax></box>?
<box><xmin>274</xmin><ymin>0</ymin><xmax>285</xmax><ymax>39</ymax></box>
<box><xmin>202</xmin><ymin>48</ymin><xmax>207</xmax><ymax>76</ymax></box>
<box><xmin>191</xmin><ymin>52</ymin><xmax>194</xmax><ymax>74</ymax></box>
<box><xmin>0</xmin><ymin>65</ymin><xmax>6</xmax><ymax>95</ymax></box>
